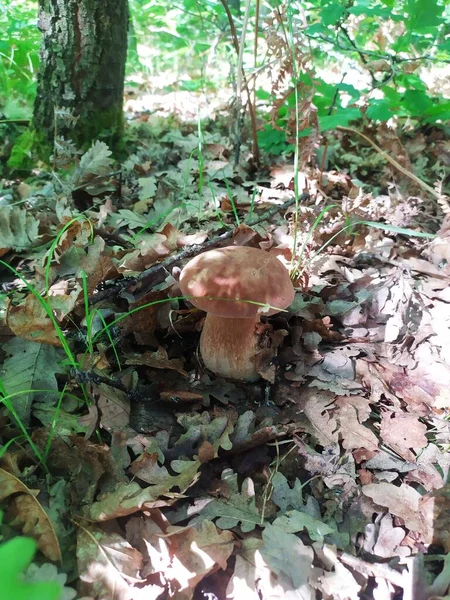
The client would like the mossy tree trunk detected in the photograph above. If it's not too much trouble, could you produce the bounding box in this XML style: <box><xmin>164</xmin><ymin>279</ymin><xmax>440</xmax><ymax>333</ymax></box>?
<box><xmin>33</xmin><ymin>0</ymin><xmax>128</xmax><ymax>153</ymax></box>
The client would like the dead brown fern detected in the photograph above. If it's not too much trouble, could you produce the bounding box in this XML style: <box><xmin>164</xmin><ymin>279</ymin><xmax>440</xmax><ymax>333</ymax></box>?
<box><xmin>264</xmin><ymin>5</ymin><xmax>320</xmax><ymax>166</ymax></box>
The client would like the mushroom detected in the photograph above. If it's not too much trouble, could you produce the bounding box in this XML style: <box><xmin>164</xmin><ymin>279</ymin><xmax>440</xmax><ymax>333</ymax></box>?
<box><xmin>179</xmin><ymin>246</ymin><xmax>295</xmax><ymax>381</ymax></box>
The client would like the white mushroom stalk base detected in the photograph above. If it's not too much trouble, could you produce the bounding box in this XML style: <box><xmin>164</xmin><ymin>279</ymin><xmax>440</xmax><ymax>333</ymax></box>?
<box><xmin>199</xmin><ymin>313</ymin><xmax>261</xmax><ymax>381</ymax></box>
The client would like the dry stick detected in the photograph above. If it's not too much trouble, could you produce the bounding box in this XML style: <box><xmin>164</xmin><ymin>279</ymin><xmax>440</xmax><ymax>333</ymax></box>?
<box><xmin>234</xmin><ymin>0</ymin><xmax>251</xmax><ymax>166</ymax></box>
<box><xmin>220</xmin><ymin>0</ymin><xmax>260</xmax><ymax>165</ymax></box>
<box><xmin>89</xmin><ymin>193</ymin><xmax>309</xmax><ymax>305</ymax></box>
<box><xmin>337</xmin><ymin>125</ymin><xmax>443</xmax><ymax>201</ymax></box>
<box><xmin>253</xmin><ymin>0</ymin><xmax>260</xmax><ymax>112</ymax></box>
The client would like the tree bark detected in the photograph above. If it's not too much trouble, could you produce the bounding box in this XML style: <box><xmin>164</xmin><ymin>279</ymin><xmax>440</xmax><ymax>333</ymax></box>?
<box><xmin>33</xmin><ymin>0</ymin><xmax>128</xmax><ymax>151</ymax></box>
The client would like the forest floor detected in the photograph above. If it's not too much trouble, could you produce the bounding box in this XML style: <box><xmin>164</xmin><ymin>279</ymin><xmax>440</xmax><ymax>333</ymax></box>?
<box><xmin>1</xmin><ymin>92</ymin><xmax>450</xmax><ymax>600</ymax></box>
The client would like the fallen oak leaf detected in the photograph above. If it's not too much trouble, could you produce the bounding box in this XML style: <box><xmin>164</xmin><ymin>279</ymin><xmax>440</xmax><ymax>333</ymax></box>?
<box><xmin>333</xmin><ymin>395</ymin><xmax>379</xmax><ymax>452</ymax></box>
<box><xmin>5</xmin><ymin>294</ymin><xmax>61</xmax><ymax>346</ymax></box>
<box><xmin>362</xmin><ymin>482</ymin><xmax>426</xmax><ymax>534</ymax></box>
<box><xmin>76</xmin><ymin>523</ymin><xmax>153</xmax><ymax>600</ymax></box>
<box><xmin>380</xmin><ymin>411</ymin><xmax>428</xmax><ymax>461</ymax></box>
<box><xmin>175</xmin><ymin>468</ymin><xmax>261</xmax><ymax>533</ymax></box>
<box><xmin>130</xmin><ymin>453</ymin><xmax>200</xmax><ymax>491</ymax></box>
<box><xmin>85</xmin><ymin>481</ymin><xmax>179</xmax><ymax>521</ymax></box>
<box><xmin>159</xmin><ymin>520</ymin><xmax>234</xmax><ymax>595</ymax></box>
<box><xmin>0</xmin><ymin>468</ymin><xmax>61</xmax><ymax>562</ymax></box>
<box><xmin>0</xmin><ymin>206</ymin><xmax>40</xmax><ymax>255</ymax></box>
<box><xmin>261</xmin><ymin>524</ymin><xmax>314</xmax><ymax>594</ymax></box>
<box><xmin>125</xmin><ymin>347</ymin><xmax>187</xmax><ymax>376</ymax></box>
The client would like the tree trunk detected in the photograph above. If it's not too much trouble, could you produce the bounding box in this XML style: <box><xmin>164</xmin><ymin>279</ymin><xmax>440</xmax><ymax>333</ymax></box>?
<box><xmin>33</xmin><ymin>0</ymin><xmax>128</xmax><ymax>152</ymax></box>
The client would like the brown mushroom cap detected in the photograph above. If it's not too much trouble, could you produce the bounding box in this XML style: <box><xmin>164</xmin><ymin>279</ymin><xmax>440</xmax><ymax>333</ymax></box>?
<box><xmin>179</xmin><ymin>246</ymin><xmax>294</xmax><ymax>318</ymax></box>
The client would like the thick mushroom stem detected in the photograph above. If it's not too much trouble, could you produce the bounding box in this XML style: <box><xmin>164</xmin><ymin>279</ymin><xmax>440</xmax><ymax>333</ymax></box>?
<box><xmin>199</xmin><ymin>313</ymin><xmax>261</xmax><ymax>381</ymax></box>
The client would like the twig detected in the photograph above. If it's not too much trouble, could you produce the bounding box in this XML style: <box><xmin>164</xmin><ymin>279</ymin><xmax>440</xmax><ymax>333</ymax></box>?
<box><xmin>89</xmin><ymin>193</ymin><xmax>309</xmax><ymax>304</ymax></box>
<box><xmin>337</xmin><ymin>126</ymin><xmax>443</xmax><ymax>201</ymax></box>
<box><xmin>303</xmin><ymin>32</ymin><xmax>450</xmax><ymax>64</ymax></box>
<box><xmin>71</xmin><ymin>367</ymin><xmax>157</xmax><ymax>403</ymax></box>
<box><xmin>219</xmin><ymin>0</ymin><xmax>260</xmax><ymax>165</ymax></box>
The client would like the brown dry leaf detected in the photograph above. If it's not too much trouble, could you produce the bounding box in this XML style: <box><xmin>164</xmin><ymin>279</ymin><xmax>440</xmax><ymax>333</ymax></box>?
<box><xmin>76</xmin><ymin>523</ymin><xmax>158</xmax><ymax>600</ymax></box>
<box><xmin>125</xmin><ymin>347</ymin><xmax>187</xmax><ymax>376</ymax></box>
<box><xmin>95</xmin><ymin>383</ymin><xmax>130</xmax><ymax>432</ymax></box>
<box><xmin>269</xmin><ymin>164</ymin><xmax>297</xmax><ymax>189</ymax></box>
<box><xmin>41</xmin><ymin>437</ymin><xmax>124</xmax><ymax>509</ymax></box>
<box><xmin>77</xmin><ymin>235</ymin><xmax>118</xmax><ymax>294</ymax></box>
<box><xmin>47</xmin><ymin>280</ymin><xmax>81</xmax><ymax>320</ymax></box>
<box><xmin>358</xmin><ymin>358</ymin><xmax>450</xmax><ymax>414</ymax></box>
<box><xmin>362</xmin><ymin>482</ymin><xmax>426</xmax><ymax>534</ymax></box>
<box><xmin>5</xmin><ymin>294</ymin><xmax>61</xmax><ymax>345</ymax></box>
<box><xmin>114</xmin><ymin>233</ymin><xmax>172</xmax><ymax>273</ymax></box>
<box><xmin>119</xmin><ymin>289</ymin><xmax>168</xmax><ymax>344</ymax></box>
<box><xmin>125</xmin><ymin>511</ymin><xmax>171</xmax><ymax>577</ymax></box>
<box><xmin>197</xmin><ymin>440</ymin><xmax>215</xmax><ymax>463</ymax></box>
<box><xmin>159</xmin><ymin>520</ymin><xmax>234</xmax><ymax>598</ymax></box>
<box><xmin>127</xmin><ymin>513</ymin><xmax>234</xmax><ymax>599</ymax></box>
<box><xmin>205</xmin><ymin>142</ymin><xmax>228</xmax><ymax>159</ymax></box>
<box><xmin>53</xmin><ymin>218</ymin><xmax>93</xmax><ymax>255</ymax></box>
<box><xmin>319</xmin><ymin>546</ymin><xmax>361</xmax><ymax>600</ymax></box>
<box><xmin>300</xmin><ymin>389</ymin><xmax>339</xmax><ymax>447</ymax></box>
<box><xmin>380</xmin><ymin>412</ymin><xmax>428</xmax><ymax>461</ymax></box>
<box><xmin>77</xmin><ymin>404</ymin><xmax>99</xmax><ymax>439</ymax></box>
<box><xmin>333</xmin><ymin>396</ymin><xmax>379</xmax><ymax>452</ymax></box>
<box><xmin>372</xmin><ymin>514</ymin><xmax>407</xmax><ymax>558</ymax></box>
<box><xmin>0</xmin><ymin>468</ymin><xmax>61</xmax><ymax>561</ymax></box>
<box><xmin>423</xmin><ymin>213</ymin><xmax>450</xmax><ymax>266</ymax></box>
<box><xmin>159</xmin><ymin>222</ymin><xmax>208</xmax><ymax>248</ymax></box>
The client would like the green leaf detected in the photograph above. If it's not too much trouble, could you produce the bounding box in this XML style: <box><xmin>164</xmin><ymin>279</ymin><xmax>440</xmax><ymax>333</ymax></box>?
<box><xmin>423</xmin><ymin>101</ymin><xmax>450</xmax><ymax>121</ymax></box>
<box><xmin>367</xmin><ymin>99</ymin><xmax>394</xmax><ymax>122</ymax></box>
<box><xmin>258</xmin><ymin>127</ymin><xmax>288</xmax><ymax>154</ymax></box>
<box><xmin>317</xmin><ymin>107</ymin><xmax>361</xmax><ymax>131</ymax></box>
<box><xmin>405</xmin><ymin>0</ymin><xmax>444</xmax><ymax>31</ymax></box>
<box><xmin>0</xmin><ymin>537</ymin><xmax>61</xmax><ymax>600</ymax></box>
<box><xmin>336</xmin><ymin>83</ymin><xmax>361</xmax><ymax>102</ymax></box>
<box><xmin>1</xmin><ymin>338</ymin><xmax>65</xmax><ymax>426</ymax></box>
<box><xmin>273</xmin><ymin>509</ymin><xmax>337</xmax><ymax>543</ymax></box>
<box><xmin>325</xmin><ymin>299</ymin><xmax>360</xmax><ymax>316</ymax></box>
<box><xmin>261</xmin><ymin>525</ymin><xmax>313</xmax><ymax>590</ymax></box>
<box><xmin>402</xmin><ymin>89</ymin><xmax>433</xmax><ymax>114</ymax></box>
<box><xmin>304</xmin><ymin>22</ymin><xmax>330</xmax><ymax>35</ymax></box>
<box><xmin>255</xmin><ymin>89</ymin><xmax>271</xmax><ymax>101</ymax></box>
<box><xmin>320</xmin><ymin>3</ymin><xmax>346</xmax><ymax>25</ymax></box>
<box><xmin>348</xmin><ymin>2</ymin><xmax>393</xmax><ymax>18</ymax></box>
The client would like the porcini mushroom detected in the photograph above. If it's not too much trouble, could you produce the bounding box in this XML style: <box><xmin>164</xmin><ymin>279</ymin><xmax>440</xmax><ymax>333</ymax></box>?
<box><xmin>179</xmin><ymin>246</ymin><xmax>295</xmax><ymax>381</ymax></box>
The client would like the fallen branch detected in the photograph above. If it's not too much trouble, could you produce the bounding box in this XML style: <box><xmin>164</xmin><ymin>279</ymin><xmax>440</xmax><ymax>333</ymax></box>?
<box><xmin>90</xmin><ymin>192</ymin><xmax>309</xmax><ymax>304</ymax></box>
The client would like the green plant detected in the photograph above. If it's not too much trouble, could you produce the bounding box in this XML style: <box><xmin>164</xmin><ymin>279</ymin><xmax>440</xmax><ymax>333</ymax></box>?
<box><xmin>0</xmin><ymin>1</ymin><xmax>39</xmax><ymax>117</ymax></box>
<box><xmin>257</xmin><ymin>0</ymin><xmax>450</xmax><ymax>155</ymax></box>
<box><xmin>0</xmin><ymin>535</ymin><xmax>61</xmax><ymax>600</ymax></box>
